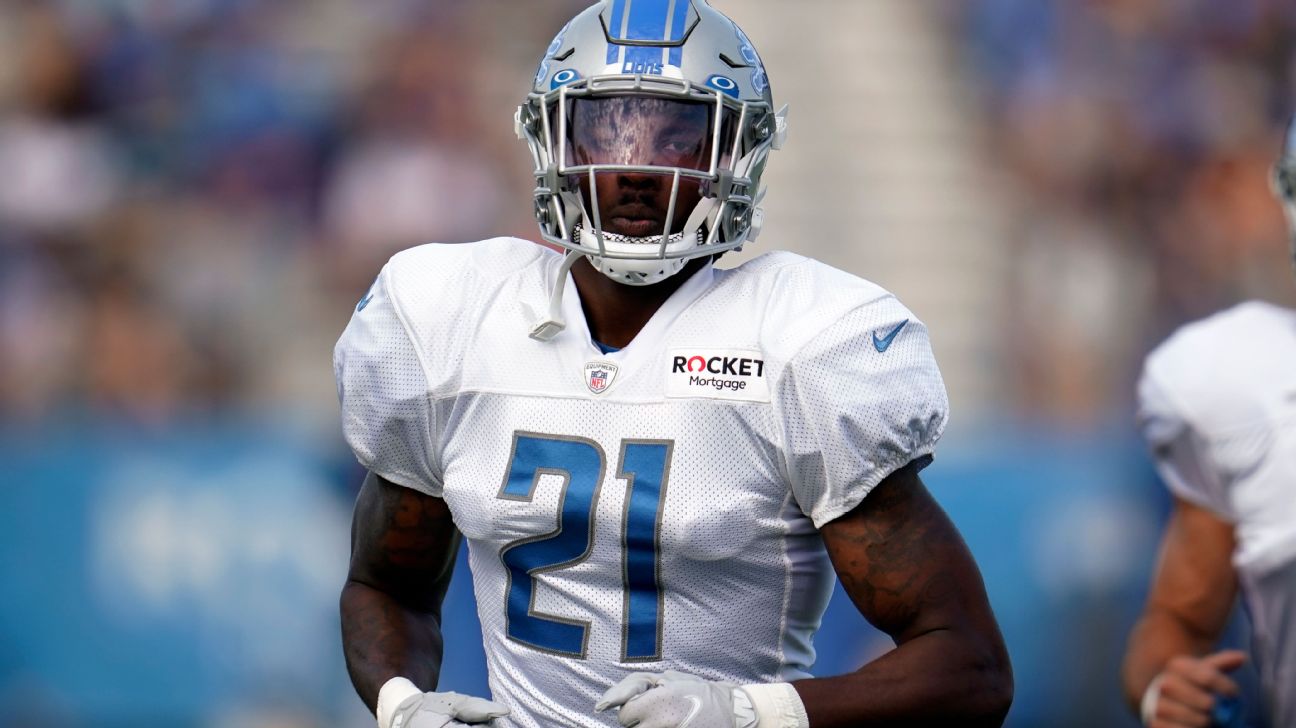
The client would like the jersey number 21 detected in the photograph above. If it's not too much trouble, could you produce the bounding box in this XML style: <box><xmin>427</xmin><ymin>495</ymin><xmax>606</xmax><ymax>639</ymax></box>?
<box><xmin>498</xmin><ymin>432</ymin><xmax>670</xmax><ymax>662</ymax></box>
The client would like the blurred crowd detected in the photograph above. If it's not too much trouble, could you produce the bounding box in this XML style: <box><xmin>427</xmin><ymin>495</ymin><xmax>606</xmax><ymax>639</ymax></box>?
<box><xmin>2</xmin><ymin>0</ymin><xmax>1295</xmax><ymax>428</ymax></box>
<box><xmin>0</xmin><ymin>0</ymin><xmax>583</xmax><ymax>425</ymax></box>
<box><xmin>950</xmin><ymin>0</ymin><xmax>1296</xmax><ymax>422</ymax></box>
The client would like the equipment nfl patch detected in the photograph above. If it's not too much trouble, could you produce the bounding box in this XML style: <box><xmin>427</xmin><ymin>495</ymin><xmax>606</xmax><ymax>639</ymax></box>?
<box><xmin>584</xmin><ymin>361</ymin><xmax>619</xmax><ymax>394</ymax></box>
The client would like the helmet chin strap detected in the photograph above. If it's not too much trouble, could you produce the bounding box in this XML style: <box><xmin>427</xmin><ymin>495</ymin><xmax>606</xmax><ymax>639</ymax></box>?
<box><xmin>529</xmin><ymin>249</ymin><xmax>583</xmax><ymax>342</ymax></box>
<box><xmin>682</xmin><ymin>196</ymin><xmax>719</xmax><ymax>242</ymax></box>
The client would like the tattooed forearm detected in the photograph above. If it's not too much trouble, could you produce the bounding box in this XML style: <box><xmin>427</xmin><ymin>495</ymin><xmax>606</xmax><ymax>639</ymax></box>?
<box><xmin>342</xmin><ymin>472</ymin><xmax>462</xmax><ymax>712</ymax></box>
<box><xmin>349</xmin><ymin>473</ymin><xmax>460</xmax><ymax>606</ymax></box>
<box><xmin>826</xmin><ymin>464</ymin><xmax>967</xmax><ymax>640</ymax></box>
<box><xmin>789</xmin><ymin>461</ymin><xmax>1012</xmax><ymax>727</ymax></box>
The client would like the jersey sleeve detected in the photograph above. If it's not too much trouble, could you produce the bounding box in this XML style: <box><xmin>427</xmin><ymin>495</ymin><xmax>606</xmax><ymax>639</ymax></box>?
<box><xmin>774</xmin><ymin>298</ymin><xmax>949</xmax><ymax>528</ymax></box>
<box><xmin>1136</xmin><ymin>364</ymin><xmax>1232</xmax><ymax>521</ymax></box>
<box><xmin>333</xmin><ymin>263</ymin><xmax>443</xmax><ymax>497</ymax></box>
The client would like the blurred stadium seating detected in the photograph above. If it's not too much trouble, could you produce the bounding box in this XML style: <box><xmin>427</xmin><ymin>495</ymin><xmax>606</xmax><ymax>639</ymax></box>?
<box><xmin>0</xmin><ymin>0</ymin><xmax>1290</xmax><ymax>725</ymax></box>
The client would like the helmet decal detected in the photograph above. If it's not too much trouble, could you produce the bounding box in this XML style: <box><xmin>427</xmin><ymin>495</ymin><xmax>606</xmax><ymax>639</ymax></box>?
<box><xmin>734</xmin><ymin>24</ymin><xmax>761</xmax><ymax>66</ymax></box>
<box><xmin>733</xmin><ymin>25</ymin><xmax>768</xmax><ymax>94</ymax></box>
<box><xmin>604</xmin><ymin>0</ymin><xmax>695</xmax><ymax>68</ymax></box>
<box><xmin>535</xmin><ymin>20</ymin><xmax>573</xmax><ymax>86</ymax></box>
<box><xmin>547</xmin><ymin>21</ymin><xmax>570</xmax><ymax>56</ymax></box>
<box><xmin>551</xmin><ymin>69</ymin><xmax>582</xmax><ymax>89</ymax></box>
<box><xmin>706</xmin><ymin>75</ymin><xmax>740</xmax><ymax>98</ymax></box>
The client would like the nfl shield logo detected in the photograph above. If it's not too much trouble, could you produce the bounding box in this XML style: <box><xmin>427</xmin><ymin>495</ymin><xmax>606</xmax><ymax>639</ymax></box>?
<box><xmin>584</xmin><ymin>361</ymin><xmax>619</xmax><ymax>394</ymax></box>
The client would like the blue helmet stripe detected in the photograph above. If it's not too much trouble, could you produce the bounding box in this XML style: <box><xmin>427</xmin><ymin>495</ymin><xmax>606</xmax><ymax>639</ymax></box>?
<box><xmin>623</xmin><ymin>0</ymin><xmax>671</xmax><ymax>41</ymax></box>
<box><xmin>667</xmin><ymin>0</ymin><xmax>686</xmax><ymax>66</ymax></box>
<box><xmin>606</xmin><ymin>0</ymin><xmax>628</xmax><ymax>64</ymax></box>
<box><xmin>606</xmin><ymin>0</ymin><xmax>689</xmax><ymax>70</ymax></box>
<box><xmin>608</xmin><ymin>0</ymin><xmax>628</xmax><ymax>38</ymax></box>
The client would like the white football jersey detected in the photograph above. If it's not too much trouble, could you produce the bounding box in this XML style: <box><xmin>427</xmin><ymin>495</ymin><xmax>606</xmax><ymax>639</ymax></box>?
<box><xmin>1138</xmin><ymin>301</ymin><xmax>1296</xmax><ymax>726</ymax></box>
<box><xmin>335</xmin><ymin>238</ymin><xmax>948</xmax><ymax>727</ymax></box>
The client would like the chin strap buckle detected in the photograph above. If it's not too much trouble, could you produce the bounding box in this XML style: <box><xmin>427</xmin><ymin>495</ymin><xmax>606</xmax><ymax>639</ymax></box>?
<box><xmin>529</xmin><ymin>249</ymin><xmax>582</xmax><ymax>342</ymax></box>
<box><xmin>530</xmin><ymin>318</ymin><xmax>566</xmax><ymax>342</ymax></box>
<box><xmin>514</xmin><ymin>107</ymin><xmax>528</xmax><ymax>141</ymax></box>
<box><xmin>773</xmin><ymin>105</ymin><xmax>789</xmax><ymax>151</ymax></box>
<box><xmin>747</xmin><ymin>207</ymin><xmax>765</xmax><ymax>241</ymax></box>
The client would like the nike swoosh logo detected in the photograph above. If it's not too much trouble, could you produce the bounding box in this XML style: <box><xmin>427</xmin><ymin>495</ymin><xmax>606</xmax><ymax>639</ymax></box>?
<box><xmin>356</xmin><ymin>291</ymin><xmax>375</xmax><ymax>312</ymax></box>
<box><xmin>676</xmin><ymin>696</ymin><xmax>703</xmax><ymax>728</ymax></box>
<box><xmin>873</xmin><ymin>320</ymin><xmax>910</xmax><ymax>352</ymax></box>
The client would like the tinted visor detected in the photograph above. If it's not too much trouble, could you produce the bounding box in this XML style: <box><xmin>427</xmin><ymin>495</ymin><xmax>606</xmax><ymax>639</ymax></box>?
<box><xmin>568</xmin><ymin>96</ymin><xmax>718</xmax><ymax>172</ymax></box>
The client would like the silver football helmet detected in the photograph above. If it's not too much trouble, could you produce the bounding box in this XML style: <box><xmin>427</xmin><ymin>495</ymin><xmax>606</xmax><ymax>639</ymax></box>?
<box><xmin>517</xmin><ymin>0</ymin><xmax>787</xmax><ymax>297</ymax></box>
<box><xmin>1274</xmin><ymin>115</ymin><xmax>1296</xmax><ymax>270</ymax></box>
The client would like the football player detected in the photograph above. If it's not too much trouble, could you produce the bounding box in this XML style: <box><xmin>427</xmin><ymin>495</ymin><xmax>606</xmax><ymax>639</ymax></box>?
<box><xmin>334</xmin><ymin>2</ymin><xmax>1012</xmax><ymax>727</ymax></box>
<box><xmin>1122</xmin><ymin>118</ymin><xmax>1296</xmax><ymax>728</ymax></box>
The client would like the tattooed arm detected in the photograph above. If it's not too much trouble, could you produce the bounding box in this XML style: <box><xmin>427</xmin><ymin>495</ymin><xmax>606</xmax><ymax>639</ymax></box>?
<box><xmin>341</xmin><ymin>472</ymin><xmax>462</xmax><ymax>712</ymax></box>
<box><xmin>793</xmin><ymin>460</ymin><xmax>1013</xmax><ymax>727</ymax></box>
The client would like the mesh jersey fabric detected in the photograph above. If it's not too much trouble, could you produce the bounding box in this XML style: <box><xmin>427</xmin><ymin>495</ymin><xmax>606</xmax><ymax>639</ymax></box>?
<box><xmin>335</xmin><ymin>237</ymin><xmax>949</xmax><ymax>727</ymax></box>
<box><xmin>1137</xmin><ymin>300</ymin><xmax>1296</xmax><ymax>726</ymax></box>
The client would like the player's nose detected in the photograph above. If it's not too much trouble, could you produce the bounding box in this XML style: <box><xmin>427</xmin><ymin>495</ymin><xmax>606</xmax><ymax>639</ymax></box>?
<box><xmin>616</xmin><ymin>171</ymin><xmax>661</xmax><ymax>192</ymax></box>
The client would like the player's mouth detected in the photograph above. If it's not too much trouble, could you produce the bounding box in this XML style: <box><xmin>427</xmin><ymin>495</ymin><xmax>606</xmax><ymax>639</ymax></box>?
<box><xmin>608</xmin><ymin>217</ymin><xmax>665</xmax><ymax>237</ymax></box>
<box><xmin>606</xmin><ymin>206</ymin><xmax>665</xmax><ymax>238</ymax></box>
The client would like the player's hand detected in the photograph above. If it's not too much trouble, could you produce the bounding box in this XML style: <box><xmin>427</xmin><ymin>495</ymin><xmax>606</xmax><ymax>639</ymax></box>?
<box><xmin>387</xmin><ymin>691</ymin><xmax>510</xmax><ymax>728</ymax></box>
<box><xmin>1142</xmin><ymin>650</ymin><xmax>1246</xmax><ymax>727</ymax></box>
<box><xmin>596</xmin><ymin>671</ymin><xmax>757</xmax><ymax>728</ymax></box>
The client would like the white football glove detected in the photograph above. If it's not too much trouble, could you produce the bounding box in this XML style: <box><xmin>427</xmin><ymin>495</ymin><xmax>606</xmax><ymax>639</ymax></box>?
<box><xmin>596</xmin><ymin>671</ymin><xmax>758</xmax><ymax>728</ymax></box>
<box><xmin>377</xmin><ymin>678</ymin><xmax>509</xmax><ymax>728</ymax></box>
